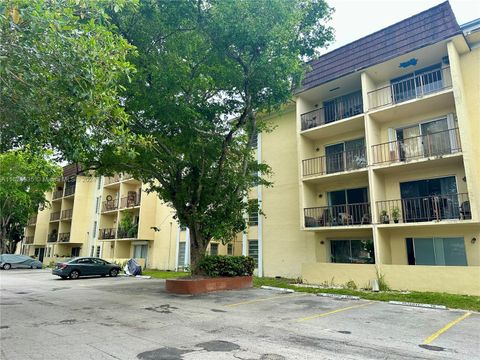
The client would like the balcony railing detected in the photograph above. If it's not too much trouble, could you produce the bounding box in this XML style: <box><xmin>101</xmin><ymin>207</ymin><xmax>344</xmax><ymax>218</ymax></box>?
<box><xmin>376</xmin><ymin>193</ymin><xmax>470</xmax><ymax>224</ymax></box>
<box><xmin>119</xmin><ymin>195</ymin><xmax>141</xmax><ymax>209</ymax></box>
<box><xmin>302</xmin><ymin>147</ymin><xmax>367</xmax><ymax>177</ymax></box>
<box><xmin>372</xmin><ymin>128</ymin><xmax>461</xmax><ymax>165</ymax></box>
<box><xmin>52</xmin><ymin>190</ymin><xmax>63</xmax><ymax>200</ymax></box>
<box><xmin>117</xmin><ymin>228</ymin><xmax>138</xmax><ymax>239</ymax></box>
<box><xmin>104</xmin><ymin>175</ymin><xmax>121</xmax><ymax>185</ymax></box>
<box><xmin>64</xmin><ymin>185</ymin><xmax>76</xmax><ymax>197</ymax></box>
<box><xmin>102</xmin><ymin>199</ymin><xmax>119</xmax><ymax>212</ymax></box>
<box><xmin>122</xmin><ymin>173</ymin><xmax>134</xmax><ymax>180</ymax></box>
<box><xmin>47</xmin><ymin>234</ymin><xmax>58</xmax><ymax>243</ymax></box>
<box><xmin>27</xmin><ymin>216</ymin><xmax>37</xmax><ymax>225</ymax></box>
<box><xmin>304</xmin><ymin>203</ymin><xmax>371</xmax><ymax>228</ymax></box>
<box><xmin>25</xmin><ymin>236</ymin><xmax>34</xmax><ymax>244</ymax></box>
<box><xmin>99</xmin><ymin>228</ymin><xmax>116</xmax><ymax>240</ymax></box>
<box><xmin>50</xmin><ymin>211</ymin><xmax>60</xmax><ymax>221</ymax></box>
<box><xmin>368</xmin><ymin>66</ymin><xmax>452</xmax><ymax>109</ymax></box>
<box><xmin>61</xmin><ymin>208</ymin><xmax>73</xmax><ymax>220</ymax></box>
<box><xmin>300</xmin><ymin>91</ymin><xmax>363</xmax><ymax>131</ymax></box>
<box><xmin>58</xmin><ymin>232</ymin><xmax>70</xmax><ymax>243</ymax></box>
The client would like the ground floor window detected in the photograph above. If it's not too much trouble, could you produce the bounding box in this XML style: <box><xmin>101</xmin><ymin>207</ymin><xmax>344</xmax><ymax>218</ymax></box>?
<box><xmin>178</xmin><ymin>242</ymin><xmax>186</xmax><ymax>265</ymax></box>
<box><xmin>210</xmin><ymin>243</ymin><xmax>218</xmax><ymax>256</ymax></box>
<box><xmin>71</xmin><ymin>247</ymin><xmax>81</xmax><ymax>257</ymax></box>
<box><xmin>330</xmin><ymin>239</ymin><xmax>374</xmax><ymax>264</ymax></box>
<box><xmin>406</xmin><ymin>237</ymin><xmax>467</xmax><ymax>266</ymax></box>
<box><xmin>248</xmin><ymin>240</ymin><xmax>259</xmax><ymax>265</ymax></box>
<box><xmin>96</xmin><ymin>246</ymin><xmax>101</xmax><ymax>258</ymax></box>
<box><xmin>227</xmin><ymin>243</ymin><xmax>233</xmax><ymax>255</ymax></box>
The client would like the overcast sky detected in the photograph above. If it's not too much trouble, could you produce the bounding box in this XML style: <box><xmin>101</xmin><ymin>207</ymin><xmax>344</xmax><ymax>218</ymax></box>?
<box><xmin>325</xmin><ymin>0</ymin><xmax>479</xmax><ymax>51</ymax></box>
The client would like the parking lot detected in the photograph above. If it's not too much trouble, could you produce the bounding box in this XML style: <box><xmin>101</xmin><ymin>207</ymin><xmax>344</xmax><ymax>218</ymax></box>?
<box><xmin>1</xmin><ymin>270</ymin><xmax>478</xmax><ymax>359</ymax></box>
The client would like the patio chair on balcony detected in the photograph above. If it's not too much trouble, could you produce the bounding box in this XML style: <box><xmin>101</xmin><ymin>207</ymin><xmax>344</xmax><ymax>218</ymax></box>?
<box><xmin>360</xmin><ymin>212</ymin><xmax>371</xmax><ymax>225</ymax></box>
<box><xmin>338</xmin><ymin>212</ymin><xmax>353</xmax><ymax>225</ymax></box>
<box><xmin>460</xmin><ymin>201</ymin><xmax>471</xmax><ymax>220</ymax></box>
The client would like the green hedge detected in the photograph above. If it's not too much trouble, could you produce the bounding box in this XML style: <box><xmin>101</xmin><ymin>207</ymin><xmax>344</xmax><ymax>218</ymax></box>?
<box><xmin>198</xmin><ymin>255</ymin><xmax>255</xmax><ymax>277</ymax></box>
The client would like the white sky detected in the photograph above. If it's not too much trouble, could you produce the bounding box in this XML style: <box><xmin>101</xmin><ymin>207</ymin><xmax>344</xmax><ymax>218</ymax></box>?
<box><xmin>325</xmin><ymin>0</ymin><xmax>480</xmax><ymax>51</ymax></box>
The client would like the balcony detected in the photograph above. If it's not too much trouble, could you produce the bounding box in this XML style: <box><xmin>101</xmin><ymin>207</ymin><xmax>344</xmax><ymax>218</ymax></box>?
<box><xmin>64</xmin><ymin>185</ymin><xmax>76</xmax><ymax>197</ymax></box>
<box><xmin>376</xmin><ymin>193</ymin><xmax>470</xmax><ymax>224</ymax></box>
<box><xmin>99</xmin><ymin>228</ymin><xmax>116</xmax><ymax>240</ymax></box>
<box><xmin>25</xmin><ymin>236</ymin><xmax>34</xmax><ymax>244</ymax></box>
<box><xmin>61</xmin><ymin>208</ymin><xmax>73</xmax><ymax>220</ymax></box>
<box><xmin>104</xmin><ymin>174</ymin><xmax>121</xmax><ymax>185</ymax></box>
<box><xmin>302</xmin><ymin>147</ymin><xmax>367</xmax><ymax>177</ymax></box>
<box><xmin>27</xmin><ymin>216</ymin><xmax>37</xmax><ymax>226</ymax></box>
<box><xmin>372</xmin><ymin>128</ymin><xmax>461</xmax><ymax>165</ymax></box>
<box><xmin>52</xmin><ymin>189</ymin><xmax>63</xmax><ymax>200</ymax></box>
<box><xmin>50</xmin><ymin>211</ymin><xmax>60</xmax><ymax>222</ymax></box>
<box><xmin>58</xmin><ymin>232</ymin><xmax>70</xmax><ymax>243</ymax></box>
<box><xmin>117</xmin><ymin>228</ymin><xmax>138</xmax><ymax>239</ymax></box>
<box><xmin>47</xmin><ymin>234</ymin><xmax>58</xmax><ymax>243</ymax></box>
<box><xmin>123</xmin><ymin>173</ymin><xmax>134</xmax><ymax>180</ymax></box>
<box><xmin>304</xmin><ymin>203</ymin><xmax>371</xmax><ymax>228</ymax></box>
<box><xmin>300</xmin><ymin>91</ymin><xmax>363</xmax><ymax>131</ymax></box>
<box><xmin>102</xmin><ymin>199</ymin><xmax>119</xmax><ymax>212</ymax></box>
<box><xmin>119</xmin><ymin>195</ymin><xmax>141</xmax><ymax>209</ymax></box>
<box><xmin>368</xmin><ymin>66</ymin><xmax>452</xmax><ymax>110</ymax></box>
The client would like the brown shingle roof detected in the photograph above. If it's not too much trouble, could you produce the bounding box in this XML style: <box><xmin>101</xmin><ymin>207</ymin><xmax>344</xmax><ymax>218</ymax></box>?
<box><xmin>299</xmin><ymin>1</ymin><xmax>461</xmax><ymax>93</ymax></box>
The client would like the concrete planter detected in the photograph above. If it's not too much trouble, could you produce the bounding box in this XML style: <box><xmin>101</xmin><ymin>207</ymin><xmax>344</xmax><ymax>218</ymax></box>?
<box><xmin>166</xmin><ymin>276</ymin><xmax>253</xmax><ymax>295</ymax></box>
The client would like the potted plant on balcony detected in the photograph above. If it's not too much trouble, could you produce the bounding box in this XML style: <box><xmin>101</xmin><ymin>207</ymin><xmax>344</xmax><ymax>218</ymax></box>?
<box><xmin>391</xmin><ymin>207</ymin><xmax>401</xmax><ymax>223</ymax></box>
<box><xmin>380</xmin><ymin>210</ymin><xmax>390</xmax><ymax>224</ymax></box>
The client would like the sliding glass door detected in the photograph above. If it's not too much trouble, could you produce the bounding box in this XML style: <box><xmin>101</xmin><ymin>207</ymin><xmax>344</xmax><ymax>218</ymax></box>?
<box><xmin>400</xmin><ymin>176</ymin><xmax>459</xmax><ymax>222</ymax></box>
<box><xmin>406</xmin><ymin>237</ymin><xmax>467</xmax><ymax>266</ymax></box>
<box><xmin>325</xmin><ymin>138</ymin><xmax>365</xmax><ymax>174</ymax></box>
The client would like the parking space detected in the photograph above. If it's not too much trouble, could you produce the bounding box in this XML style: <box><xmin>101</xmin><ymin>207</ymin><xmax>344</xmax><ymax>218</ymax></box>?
<box><xmin>1</xmin><ymin>270</ymin><xmax>478</xmax><ymax>359</ymax></box>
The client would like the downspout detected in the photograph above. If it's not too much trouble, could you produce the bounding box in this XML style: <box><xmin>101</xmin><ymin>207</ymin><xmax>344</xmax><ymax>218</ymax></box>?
<box><xmin>174</xmin><ymin>226</ymin><xmax>181</xmax><ymax>270</ymax></box>
<box><xmin>257</xmin><ymin>132</ymin><xmax>263</xmax><ymax>277</ymax></box>
<box><xmin>184</xmin><ymin>228</ymin><xmax>190</xmax><ymax>268</ymax></box>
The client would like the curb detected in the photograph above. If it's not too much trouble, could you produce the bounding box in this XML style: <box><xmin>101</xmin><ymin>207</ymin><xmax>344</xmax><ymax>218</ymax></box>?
<box><xmin>388</xmin><ymin>301</ymin><xmax>447</xmax><ymax>310</ymax></box>
<box><xmin>316</xmin><ymin>293</ymin><xmax>360</xmax><ymax>300</ymax></box>
<box><xmin>260</xmin><ymin>286</ymin><xmax>295</xmax><ymax>293</ymax></box>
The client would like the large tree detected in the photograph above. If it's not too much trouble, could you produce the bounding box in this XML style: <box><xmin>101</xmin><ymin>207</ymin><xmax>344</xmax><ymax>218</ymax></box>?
<box><xmin>0</xmin><ymin>149</ymin><xmax>61</xmax><ymax>253</ymax></box>
<box><xmin>99</xmin><ymin>0</ymin><xmax>333</xmax><ymax>272</ymax></box>
<box><xmin>0</xmin><ymin>0</ymin><xmax>135</xmax><ymax>157</ymax></box>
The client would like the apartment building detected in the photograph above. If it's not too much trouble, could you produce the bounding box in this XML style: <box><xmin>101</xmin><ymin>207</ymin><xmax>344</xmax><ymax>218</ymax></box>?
<box><xmin>257</xmin><ymin>2</ymin><xmax>480</xmax><ymax>295</ymax></box>
<box><xmin>22</xmin><ymin>3</ymin><xmax>479</xmax><ymax>295</ymax></box>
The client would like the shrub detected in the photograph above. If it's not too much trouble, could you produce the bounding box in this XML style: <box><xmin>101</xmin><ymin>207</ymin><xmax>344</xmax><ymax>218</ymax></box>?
<box><xmin>198</xmin><ymin>255</ymin><xmax>255</xmax><ymax>277</ymax></box>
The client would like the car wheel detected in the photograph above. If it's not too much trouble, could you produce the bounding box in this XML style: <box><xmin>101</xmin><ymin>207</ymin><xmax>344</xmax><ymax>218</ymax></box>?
<box><xmin>109</xmin><ymin>268</ymin><xmax>119</xmax><ymax>277</ymax></box>
<box><xmin>69</xmin><ymin>270</ymin><xmax>80</xmax><ymax>279</ymax></box>
<box><xmin>3</xmin><ymin>263</ymin><xmax>11</xmax><ymax>270</ymax></box>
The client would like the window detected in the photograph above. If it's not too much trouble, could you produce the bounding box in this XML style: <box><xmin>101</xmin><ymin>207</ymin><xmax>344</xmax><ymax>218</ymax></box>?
<box><xmin>92</xmin><ymin>221</ymin><xmax>97</xmax><ymax>239</ymax></box>
<box><xmin>406</xmin><ymin>237</ymin><xmax>467</xmax><ymax>266</ymax></box>
<box><xmin>96</xmin><ymin>246</ymin><xmax>101</xmax><ymax>258</ymax></box>
<box><xmin>227</xmin><ymin>244</ymin><xmax>234</xmax><ymax>256</ymax></box>
<box><xmin>95</xmin><ymin>196</ymin><xmax>101</xmax><ymax>214</ymax></box>
<box><xmin>325</xmin><ymin>138</ymin><xmax>366</xmax><ymax>174</ymax></box>
<box><xmin>330</xmin><ymin>239</ymin><xmax>374</xmax><ymax>264</ymax></box>
<box><xmin>46</xmin><ymin>247</ymin><xmax>51</xmax><ymax>257</ymax></box>
<box><xmin>97</xmin><ymin>177</ymin><xmax>102</xmax><ymax>190</ymax></box>
<box><xmin>71</xmin><ymin>247</ymin><xmax>81</xmax><ymax>257</ymax></box>
<box><xmin>210</xmin><ymin>243</ymin><xmax>218</xmax><ymax>256</ymax></box>
<box><xmin>248</xmin><ymin>240</ymin><xmax>258</xmax><ymax>265</ymax></box>
<box><xmin>248</xmin><ymin>199</ymin><xmax>259</xmax><ymax>226</ymax></box>
<box><xmin>178</xmin><ymin>242</ymin><xmax>186</xmax><ymax>265</ymax></box>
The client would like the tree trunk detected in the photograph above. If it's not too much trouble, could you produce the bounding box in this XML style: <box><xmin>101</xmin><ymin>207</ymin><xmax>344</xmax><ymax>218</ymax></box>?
<box><xmin>188</xmin><ymin>224</ymin><xmax>209</xmax><ymax>275</ymax></box>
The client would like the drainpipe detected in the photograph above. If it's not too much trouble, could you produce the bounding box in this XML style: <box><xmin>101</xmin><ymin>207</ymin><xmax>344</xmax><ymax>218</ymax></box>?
<box><xmin>174</xmin><ymin>226</ymin><xmax>181</xmax><ymax>271</ymax></box>
<box><xmin>257</xmin><ymin>132</ymin><xmax>263</xmax><ymax>277</ymax></box>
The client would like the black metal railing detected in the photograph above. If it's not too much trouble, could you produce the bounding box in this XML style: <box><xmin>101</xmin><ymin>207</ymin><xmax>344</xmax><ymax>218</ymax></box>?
<box><xmin>300</xmin><ymin>91</ymin><xmax>363</xmax><ymax>131</ymax></box>
<box><xmin>304</xmin><ymin>203</ymin><xmax>371</xmax><ymax>227</ymax></box>
<box><xmin>61</xmin><ymin>208</ymin><xmax>73</xmax><ymax>220</ymax></box>
<box><xmin>372</xmin><ymin>128</ymin><xmax>461</xmax><ymax>164</ymax></box>
<box><xmin>117</xmin><ymin>228</ymin><xmax>138</xmax><ymax>239</ymax></box>
<box><xmin>302</xmin><ymin>147</ymin><xmax>367</xmax><ymax>177</ymax></box>
<box><xmin>50</xmin><ymin>211</ymin><xmax>60</xmax><ymax>221</ymax></box>
<box><xmin>102</xmin><ymin>199</ymin><xmax>119</xmax><ymax>212</ymax></box>
<box><xmin>119</xmin><ymin>194</ymin><xmax>141</xmax><ymax>209</ymax></box>
<box><xmin>99</xmin><ymin>228</ymin><xmax>116</xmax><ymax>240</ymax></box>
<box><xmin>104</xmin><ymin>175</ymin><xmax>121</xmax><ymax>185</ymax></box>
<box><xmin>52</xmin><ymin>190</ymin><xmax>63</xmax><ymax>200</ymax></box>
<box><xmin>47</xmin><ymin>234</ymin><xmax>58</xmax><ymax>242</ymax></box>
<box><xmin>64</xmin><ymin>185</ymin><xmax>76</xmax><ymax>197</ymax></box>
<box><xmin>376</xmin><ymin>193</ymin><xmax>470</xmax><ymax>224</ymax></box>
<box><xmin>368</xmin><ymin>67</ymin><xmax>452</xmax><ymax>109</ymax></box>
<box><xmin>58</xmin><ymin>232</ymin><xmax>70</xmax><ymax>243</ymax></box>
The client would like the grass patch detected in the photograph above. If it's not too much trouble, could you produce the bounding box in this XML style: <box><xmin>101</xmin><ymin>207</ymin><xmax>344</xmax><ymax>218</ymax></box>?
<box><xmin>254</xmin><ymin>277</ymin><xmax>480</xmax><ymax>312</ymax></box>
<box><xmin>143</xmin><ymin>269</ymin><xmax>190</xmax><ymax>279</ymax></box>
